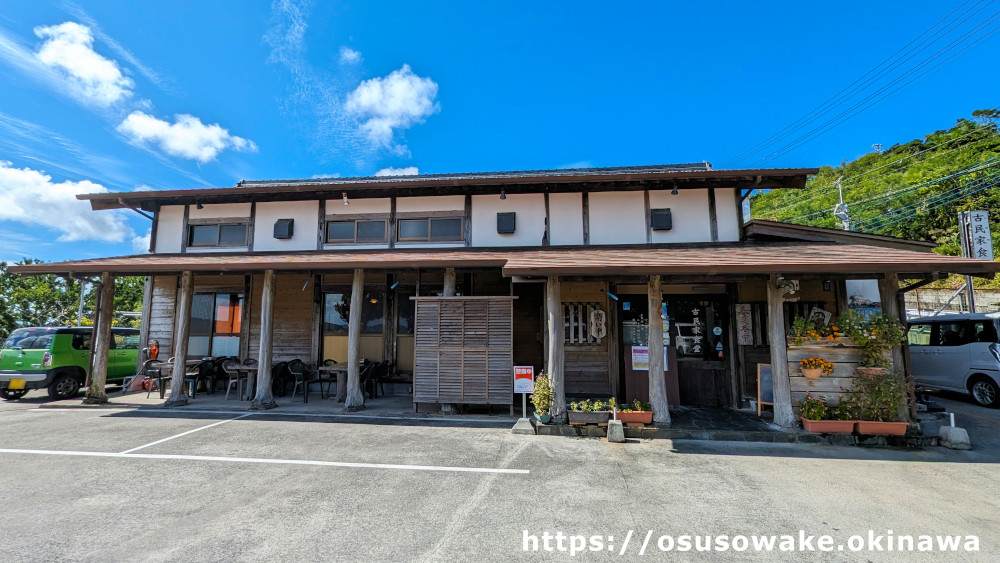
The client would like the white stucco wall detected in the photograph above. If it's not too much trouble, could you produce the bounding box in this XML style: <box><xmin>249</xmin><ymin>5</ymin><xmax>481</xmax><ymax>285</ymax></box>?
<box><xmin>325</xmin><ymin>197</ymin><xmax>390</xmax><ymax>215</ymax></box>
<box><xmin>648</xmin><ymin>189</ymin><xmax>712</xmax><ymax>243</ymax></box>
<box><xmin>154</xmin><ymin>205</ymin><xmax>184</xmax><ymax>253</ymax></box>
<box><xmin>187</xmin><ymin>202</ymin><xmax>251</xmax><ymax>219</ymax></box>
<box><xmin>470</xmin><ymin>193</ymin><xmax>546</xmax><ymax>247</ymax></box>
<box><xmin>397</xmin><ymin>196</ymin><xmax>464</xmax><ymax>213</ymax></box>
<box><xmin>714</xmin><ymin>188</ymin><xmax>741</xmax><ymax>242</ymax></box>
<box><xmin>588</xmin><ymin>192</ymin><xmax>646</xmax><ymax>245</ymax></box>
<box><xmin>548</xmin><ymin>193</ymin><xmax>583</xmax><ymax>246</ymax></box>
<box><xmin>254</xmin><ymin>200</ymin><xmax>320</xmax><ymax>251</ymax></box>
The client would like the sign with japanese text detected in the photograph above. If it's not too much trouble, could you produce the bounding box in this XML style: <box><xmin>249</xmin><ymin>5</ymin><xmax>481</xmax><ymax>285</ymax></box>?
<box><xmin>630</xmin><ymin>346</ymin><xmax>668</xmax><ymax>371</ymax></box>
<box><xmin>969</xmin><ymin>210</ymin><xmax>993</xmax><ymax>261</ymax></box>
<box><xmin>736</xmin><ymin>304</ymin><xmax>753</xmax><ymax>345</ymax></box>
<box><xmin>513</xmin><ymin>366</ymin><xmax>534</xmax><ymax>394</ymax></box>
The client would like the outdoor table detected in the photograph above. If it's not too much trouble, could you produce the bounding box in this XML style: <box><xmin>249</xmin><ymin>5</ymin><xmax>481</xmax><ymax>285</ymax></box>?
<box><xmin>237</xmin><ymin>366</ymin><xmax>258</xmax><ymax>400</ymax></box>
<box><xmin>317</xmin><ymin>365</ymin><xmax>348</xmax><ymax>401</ymax></box>
<box><xmin>149</xmin><ymin>359</ymin><xmax>200</xmax><ymax>399</ymax></box>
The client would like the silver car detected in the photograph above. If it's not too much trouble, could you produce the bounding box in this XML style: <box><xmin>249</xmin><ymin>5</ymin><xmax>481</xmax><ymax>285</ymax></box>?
<box><xmin>907</xmin><ymin>313</ymin><xmax>1000</xmax><ymax>408</ymax></box>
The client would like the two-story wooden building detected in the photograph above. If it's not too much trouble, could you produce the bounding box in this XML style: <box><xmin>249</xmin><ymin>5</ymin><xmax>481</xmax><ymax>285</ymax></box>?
<box><xmin>12</xmin><ymin>164</ymin><xmax>1000</xmax><ymax>425</ymax></box>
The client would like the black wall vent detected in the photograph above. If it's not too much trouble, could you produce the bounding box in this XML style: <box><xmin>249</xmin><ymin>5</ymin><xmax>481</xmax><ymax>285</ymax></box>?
<box><xmin>650</xmin><ymin>208</ymin><xmax>672</xmax><ymax>231</ymax></box>
<box><xmin>497</xmin><ymin>212</ymin><xmax>516</xmax><ymax>234</ymax></box>
<box><xmin>273</xmin><ymin>218</ymin><xmax>294</xmax><ymax>239</ymax></box>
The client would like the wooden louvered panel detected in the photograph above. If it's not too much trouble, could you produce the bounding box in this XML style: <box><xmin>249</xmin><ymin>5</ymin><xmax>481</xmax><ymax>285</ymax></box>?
<box><xmin>463</xmin><ymin>301</ymin><xmax>488</xmax><ymax>348</ymax></box>
<box><xmin>487</xmin><ymin>301</ymin><xmax>512</xmax><ymax>349</ymax></box>
<box><xmin>439</xmin><ymin>301</ymin><xmax>464</xmax><ymax>347</ymax></box>
<box><xmin>462</xmin><ymin>351</ymin><xmax>488</xmax><ymax>403</ymax></box>
<box><xmin>487</xmin><ymin>350</ymin><xmax>513</xmax><ymax>403</ymax></box>
<box><xmin>437</xmin><ymin>350</ymin><xmax>464</xmax><ymax>402</ymax></box>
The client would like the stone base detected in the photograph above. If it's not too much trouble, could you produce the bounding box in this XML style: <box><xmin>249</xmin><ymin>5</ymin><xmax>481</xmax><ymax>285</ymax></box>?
<box><xmin>606</xmin><ymin>420</ymin><xmax>625</xmax><ymax>443</ymax></box>
<box><xmin>511</xmin><ymin>418</ymin><xmax>536</xmax><ymax>435</ymax></box>
<box><xmin>938</xmin><ymin>426</ymin><xmax>971</xmax><ymax>450</ymax></box>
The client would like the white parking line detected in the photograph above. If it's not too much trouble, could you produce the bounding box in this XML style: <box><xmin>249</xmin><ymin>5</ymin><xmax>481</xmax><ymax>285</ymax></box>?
<box><xmin>33</xmin><ymin>407</ymin><xmax>515</xmax><ymax>424</ymax></box>
<box><xmin>0</xmin><ymin>449</ymin><xmax>529</xmax><ymax>475</ymax></box>
<box><xmin>120</xmin><ymin>414</ymin><xmax>254</xmax><ymax>453</ymax></box>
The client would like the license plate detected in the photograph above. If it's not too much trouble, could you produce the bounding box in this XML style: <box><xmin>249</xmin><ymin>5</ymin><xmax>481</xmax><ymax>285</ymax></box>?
<box><xmin>8</xmin><ymin>379</ymin><xmax>26</xmax><ymax>390</ymax></box>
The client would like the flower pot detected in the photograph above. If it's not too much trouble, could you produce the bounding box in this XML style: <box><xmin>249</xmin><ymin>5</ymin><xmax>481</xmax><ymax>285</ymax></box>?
<box><xmin>855</xmin><ymin>421</ymin><xmax>909</xmax><ymax>436</ymax></box>
<box><xmin>617</xmin><ymin>411</ymin><xmax>653</xmax><ymax>425</ymax></box>
<box><xmin>801</xmin><ymin>418</ymin><xmax>856</xmax><ymax>434</ymax></box>
<box><xmin>568</xmin><ymin>410</ymin><xmax>611</xmax><ymax>424</ymax></box>
<box><xmin>800</xmin><ymin>368</ymin><xmax>823</xmax><ymax>379</ymax></box>
<box><xmin>534</xmin><ymin>412</ymin><xmax>551</xmax><ymax>424</ymax></box>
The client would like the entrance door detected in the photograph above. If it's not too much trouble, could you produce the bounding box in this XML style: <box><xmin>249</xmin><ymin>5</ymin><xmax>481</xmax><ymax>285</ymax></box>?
<box><xmin>668</xmin><ymin>296</ymin><xmax>731</xmax><ymax>407</ymax></box>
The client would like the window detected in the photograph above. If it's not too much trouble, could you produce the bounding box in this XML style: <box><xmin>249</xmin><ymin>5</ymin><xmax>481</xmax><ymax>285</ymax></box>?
<box><xmin>323</xmin><ymin>290</ymin><xmax>385</xmax><ymax>335</ymax></box>
<box><xmin>932</xmin><ymin>322</ymin><xmax>972</xmax><ymax>347</ymax></box>
<box><xmin>326</xmin><ymin>220</ymin><xmax>387</xmax><ymax>243</ymax></box>
<box><xmin>188</xmin><ymin>223</ymin><xmax>248</xmax><ymax>247</ymax></box>
<box><xmin>397</xmin><ymin>291</ymin><xmax>415</xmax><ymax>335</ymax></box>
<box><xmin>972</xmin><ymin>320</ymin><xmax>998</xmax><ymax>343</ymax></box>
<box><xmin>113</xmin><ymin>333</ymin><xmax>140</xmax><ymax>350</ymax></box>
<box><xmin>70</xmin><ymin>333</ymin><xmax>92</xmax><ymax>351</ymax></box>
<box><xmin>188</xmin><ymin>293</ymin><xmax>243</xmax><ymax>357</ymax></box>
<box><xmin>397</xmin><ymin>217</ymin><xmax>463</xmax><ymax>242</ymax></box>
<box><xmin>907</xmin><ymin>324</ymin><xmax>931</xmax><ymax>346</ymax></box>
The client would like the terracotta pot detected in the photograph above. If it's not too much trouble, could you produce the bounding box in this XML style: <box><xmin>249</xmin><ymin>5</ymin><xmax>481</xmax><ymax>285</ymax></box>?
<box><xmin>800</xmin><ymin>368</ymin><xmax>823</xmax><ymax>380</ymax></box>
<box><xmin>568</xmin><ymin>410</ymin><xmax>611</xmax><ymax>424</ymax></box>
<box><xmin>855</xmin><ymin>421</ymin><xmax>909</xmax><ymax>436</ymax></box>
<box><xmin>801</xmin><ymin>418</ymin><xmax>856</xmax><ymax>434</ymax></box>
<box><xmin>617</xmin><ymin>411</ymin><xmax>653</xmax><ymax>425</ymax></box>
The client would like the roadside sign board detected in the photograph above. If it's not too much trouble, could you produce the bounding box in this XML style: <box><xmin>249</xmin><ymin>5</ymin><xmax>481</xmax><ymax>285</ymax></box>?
<box><xmin>969</xmin><ymin>210</ymin><xmax>993</xmax><ymax>261</ymax></box>
<box><xmin>513</xmin><ymin>366</ymin><xmax>534</xmax><ymax>394</ymax></box>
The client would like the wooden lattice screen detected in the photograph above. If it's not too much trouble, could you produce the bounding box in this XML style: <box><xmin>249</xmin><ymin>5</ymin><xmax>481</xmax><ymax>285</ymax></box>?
<box><xmin>412</xmin><ymin>297</ymin><xmax>514</xmax><ymax>406</ymax></box>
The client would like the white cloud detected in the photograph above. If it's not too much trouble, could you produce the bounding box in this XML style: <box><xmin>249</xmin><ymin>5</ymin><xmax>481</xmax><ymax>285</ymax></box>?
<box><xmin>33</xmin><ymin>22</ymin><xmax>134</xmax><ymax>107</ymax></box>
<box><xmin>346</xmin><ymin>64</ymin><xmax>439</xmax><ymax>151</ymax></box>
<box><xmin>0</xmin><ymin>161</ymin><xmax>133</xmax><ymax>243</ymax></box>
<box><xmin>375</xmin><ymin>166</ymin><xmax>419</xmax><ymax>177</ymax></box>
<box><xmin>131</xmin><ymin>228</ymin><xmax>151</xmax><ymax>253</ymax></box>
<box><xmin>339</xmin><ymin>46</ymin><xmax>361</xmax><ymax>65</ymax></box>
<box><xmin>117</xmin><ymin>111</ymin><xmax>258</xmax><ymax>163</ymax></box>
<box><xmin>559</xmin><ymin>161</ymin><xmax>593</xmax><ymax>170</ymax></box>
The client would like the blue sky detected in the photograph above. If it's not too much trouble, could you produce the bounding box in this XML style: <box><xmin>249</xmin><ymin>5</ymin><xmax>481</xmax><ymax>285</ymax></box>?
<box><xmin>1</xmin><ymin>1</ymin><xmax>998</xmax><ymax>263</ymax></box>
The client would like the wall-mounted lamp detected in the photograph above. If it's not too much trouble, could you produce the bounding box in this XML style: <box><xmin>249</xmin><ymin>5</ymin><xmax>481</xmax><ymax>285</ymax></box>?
<box><xmin>499</xmin><ymin>188</ymin><xmax>506</xmax><ymax>200</ymax></box>
<box><xmin>390</xmin><ymin>281</ymin><xmax>400</xmax><ymax>290</ymax></box>
<box><xmin>670</xmin><ymin>186</ymin><xmax>679</xmax><ymax>196</ymax></box>
<box><xmin>606</xmin><ymin>291</ymin><xmax>619</xmax><ymax>301</ymax></box>
<box><xmin>196</xmin><ymin>203</ymin><xmax>205</xmax><ymax>209</ymax></box>
<box><xmin>342</xmin><ymin>192</ymin><xmax>349</xmax><ymax>206</ymax></box>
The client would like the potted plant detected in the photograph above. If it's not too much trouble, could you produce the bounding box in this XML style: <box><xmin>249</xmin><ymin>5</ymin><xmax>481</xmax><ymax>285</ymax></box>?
<box><xmin>616</xmin><ymin>399</ymin><xmax>653</xmax><ymax>425</ymax></box>
<box><xmin>799</xmin><ymin>357</ymin><xmax>835</xmax><ymax>379</ymax></box>
<box><xmin>788</xmin><ymin>317</ymin><xmax>845</xmax><ymax>346</ymax></box>
<box><xmin>838</xmin><ymin>312</ymin><xmax>905</xmax><ymax>372</ymax></box>
<box><xmin>530</xmin><ymin>372</ymin><xmax>553</xmax><ymax>424</ymax></box>
<box><xmin>568</xmin><ymin>399</ymin><xmax>611</xmax><ymax>424</ymax></box>
<box><xmin>844</xmin><ymin>368</ymin><xmax>912</xmax><ymax>435</ymax></box>
<box><xmin>798</xmin><ymin>393</ymin><xmax>855</xmax><ymax>433</ymax></box>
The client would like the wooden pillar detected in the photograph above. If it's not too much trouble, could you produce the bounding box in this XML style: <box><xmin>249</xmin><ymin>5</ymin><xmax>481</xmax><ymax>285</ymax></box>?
<box><xmin>766</xmin><ymin>274</ymin><xmax>795</xmax><ymax>427</ymax></box>
<box><xmin>164</xmin><ymin>271</ymin><xmax>193</xmax><ymax>407</ymax></box>
<box><xmin>83</xmin><ymin>272</ymin><xmax>115</xmax><ymax>404</ymax></box>
<box><xmin>443</xmin><ymin>268</ymin><xmax>456</xmax><ymax>296</ymax></box>
<box><xmin>648</xmin><ymin>275</ymin><xmax>670</xmax><ymax>423</ymax></box>
<box><xmin>251</xmin><ymin>269</ymin><xmax>278</xmax><ymax>410</ymax></box>
<box><xmin>878</xmin><ymin>273</ymin><xmax>906</xmax><ymax>372</ymax></box>
<box><xmin>546</xmin><ymin>276</ymin><xmax>566</xmax><ymax>423</ymax></box>
<box><xmin>344</xmin><ymin>268</ymin><xmax>366</xmax><ymax>410</ymax></box>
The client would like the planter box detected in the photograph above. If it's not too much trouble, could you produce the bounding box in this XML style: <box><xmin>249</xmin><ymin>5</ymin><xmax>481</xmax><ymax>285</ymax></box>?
<box><xmin>787</xmin><ymin>337</ymin><xmax>855</xmax><ymax>348</ymax></box>
<box><xmin>616</xmin><ymin>411</ymin><xmax>653</xmax><ymax>425</ymax></box>
<box><xmin>801</xmin><ymin>419</ymin><xmax>856</xmax><ymax>434</ymax></box>
<box><xmin>568</xmin><ymin>410</ymin><xmax>611</xmax><ymax>424</ymax></box>
<box><xmin>855</xmin><ymin>421</ymin><xmax>909</xmax><ymax>436</ymax></box>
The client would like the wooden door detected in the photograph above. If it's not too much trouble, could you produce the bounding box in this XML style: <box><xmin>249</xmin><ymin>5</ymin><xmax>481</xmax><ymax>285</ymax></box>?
<box><xmin>669</xmin><ymin>295</ymin><xmax>732</xmax><ymax>407</ymax></box>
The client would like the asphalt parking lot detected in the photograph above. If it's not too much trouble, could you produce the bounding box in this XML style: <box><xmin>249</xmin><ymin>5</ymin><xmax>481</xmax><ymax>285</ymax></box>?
<box><xmin>0</xmin><ymin>392</ymin><xmax>997</xmax><ymax>561</ymax></box>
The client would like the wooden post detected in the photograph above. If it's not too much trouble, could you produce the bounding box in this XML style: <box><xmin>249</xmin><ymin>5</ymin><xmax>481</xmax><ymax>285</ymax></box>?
<box><xmin>547</xmin><ymin>276</ymin><xmax>566</xmax><ymax>423</ymax></box>
<box><xmin>164</xmin><ymin>271</ymin><xmax>193</xmax><ymax>407</ymax></box>
<box><xmin>766</xmin><ymin>274</ymin><xmax>795</xmax><ymax>427</ymax></box>
<box><xmin>251</xmin><ymin>269</ymin><xmax>278</xmax><ymax>410</ymax></box>
<box><xmin>344</xmin><ymin>268</ymin><xmax>366</xmax><ymax>410</ymax></box>
<box><xmin>648</xmin><ymin>275</ymin><xmax>670</xmax><ymax>423</ymax></box>
<box><xmin>443</xmin><ymin>268</ymin><xmax>456</xmax><ymax>296</ymax></box>
<box><xmin>83</xmin><ymin>272</ymin><xmax>115</xmax><ymax>404</ymax></box>
<box><xmin>879</xmin><ymin>272</ymin><xmax>911</xmax><ymax>421</ymax></box>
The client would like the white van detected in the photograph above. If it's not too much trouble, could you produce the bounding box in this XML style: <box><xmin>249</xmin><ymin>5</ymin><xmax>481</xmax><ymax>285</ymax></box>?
<box><xmin>907</xmin><ymin>313</ymin><xmax>1000</xmax><ymax>407</ymax></box>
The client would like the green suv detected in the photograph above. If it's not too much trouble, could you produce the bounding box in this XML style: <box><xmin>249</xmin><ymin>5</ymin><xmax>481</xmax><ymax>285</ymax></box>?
<box><xmin>0</xmin><ymin>327</ymin><xmax>140</xmax><ymax>400</ymax></box>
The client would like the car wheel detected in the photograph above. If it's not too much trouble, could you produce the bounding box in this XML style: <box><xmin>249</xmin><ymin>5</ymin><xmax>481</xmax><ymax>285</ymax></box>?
<box><xmin>48</xmin><ymin>374</ymin><xmax>81</xmax><ymax>400</ymax></box>
<box><xmin>1</xmin><ymin>388</ymin><xmax>28</xmax><ymax>400</ymax></box>
<box><xmin>969</xmin><ymin>377</ymin><xmax>1000</xmax><ymax>408</ymax></box>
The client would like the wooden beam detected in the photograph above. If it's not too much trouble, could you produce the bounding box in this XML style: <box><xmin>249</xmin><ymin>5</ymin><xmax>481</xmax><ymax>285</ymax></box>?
<box><xmin>443</xmin><ymin>268</ymin><xmax>457</xmax><ymax>296</ymax></box>
<box><xmin>643</xmin><ymin>189</ymin><xmax>652</xmax><ymax>244</ymax></box>
<box><xmin>766</xmin><ymin>274</ymin><xmax>795</xmax><ymax>427</ymax></box>
<box><xmin>388</xmin><ymin>197</ymin><xmax>397</xmax><ymax>249</ymax></box>
<box><xmin>164</xmin><ymin>271</ymin><xmax>193</xmax><ymax>407</ymax></box>
<box><xmin>581</xmin><ymin>192</ymin><xmax>590</xmax><ymax>245</ymax></box>
<box><xmin>344</xmin><ymin>268</ymin><xmax>366</xmax><ymax>410</ymax></box>
<box><xmin>83</xmin><ymin>272</ymin><xmax>115</xmax><ymax>404</ymax></box>
<box><xmin>138</xmin><ymin>276</ymin><xmax>153</xmax><ymax>361</ymax></box>
<box><xmin>546</xmin><ymin>276</ymin><xmax>566</xmax><ymax>423</ymax></box>
<box><xmin>317</xmin><ymin>198</ymin><xmax>326</xmax><ymax>250</ymax></box>
<box><xmin>251</xmin><ymin>269</ymin><xmax>278</xmax><ymax>409</ymax></box>
<box><xmin>543</xmin><ymin>192</ymin><xmax>551</xmax><ymax>246</ymax></box>
<box><xmin>647</xmin><ymin>275</ymin><xmax>670</xmax><ymax>423</ymax></box>
<box><xmin>180</xmin><ymin>205</ymin><xmax>190</xmax><ymax>254</ymax></box>
<box><xmin>708</xmin><ymin>188</ymin><xmax>719</xmax><ymax>242</ymax></box>
<box><xmin>464</xmin><ymin>194</ymin><xmax>472</xmax><ymax>247</ymax></box>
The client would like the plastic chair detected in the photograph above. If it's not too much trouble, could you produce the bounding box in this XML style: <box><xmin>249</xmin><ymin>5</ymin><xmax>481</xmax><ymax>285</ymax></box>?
<box><xmin>289</xmin><ymin>359</ymin><xmax>321</xmax><ymax>403</ymax></box>
<box><xmin>222</xmin><ymin>358</ymin><xmax>245</xmax><ymax>400</ymax></box>
<box><xmin>184</xmin><ymin>360</ymin><xmax>213</xmax><ymax>398</ymax></box>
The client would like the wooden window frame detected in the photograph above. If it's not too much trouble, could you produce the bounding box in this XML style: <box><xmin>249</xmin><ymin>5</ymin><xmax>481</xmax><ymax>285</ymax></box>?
<box><xmin>396</xmin><ymin>213</ymin><xmax>465</xmax><ymax>242</ymax></box>
<box><xmin>186</xmin><ymin>219</ymin><xmax>249</xmax><ymax>248</ymax></box>
<box><xmin>324</xmin><ymin>215</ymin><xmax>389</xmax><ymax>244</ymax></box>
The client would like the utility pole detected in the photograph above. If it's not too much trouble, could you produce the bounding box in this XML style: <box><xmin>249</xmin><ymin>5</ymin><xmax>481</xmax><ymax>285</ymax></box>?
<box><xmin>77</xmin><ymin>281</ymin><xmax>88</xmax><ymax>326</ymax></box>
<box><xmin>871</xmin><ymin>143</ymin><xmax>883</xmax><ymax>154</ymax></box>
<box><xmin>957</xmin><ymin>211</ymin><xmax>977</xmax><ymax>313</ymax></box>
<box><xmin>832</xmin><ymin>176</ymin><xmax>851</xmax><ymax>231</ymax></box>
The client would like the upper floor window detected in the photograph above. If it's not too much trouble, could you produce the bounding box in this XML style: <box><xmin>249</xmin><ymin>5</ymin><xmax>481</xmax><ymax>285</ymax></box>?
<box><xmin>398</xmin><ymin>217</ymin><xmax>463</xmax><ymax>242</ymax></box>
<box><xmin>189</xmin><ymin>223</ymin><xmax>248</xmax><ymax>247</ymax></box>
<box><xmin>326</xmin><ymin>219</ymin><xmax>387</xmax><ymax>244</ymax></box>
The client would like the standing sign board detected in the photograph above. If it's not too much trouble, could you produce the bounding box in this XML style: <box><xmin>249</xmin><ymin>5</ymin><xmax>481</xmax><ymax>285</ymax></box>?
<box><xmin>513</xmin><ymin>366</ymin><xmax>534</xmax><ymax>394</ymax></box>
<box><xmin>969</xmin><ymin>211</ymin><xmax>994</xmax><ymax>261</ymax></box>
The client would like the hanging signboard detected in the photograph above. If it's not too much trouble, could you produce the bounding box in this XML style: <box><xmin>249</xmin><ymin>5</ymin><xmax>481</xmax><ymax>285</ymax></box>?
<box><xmin>735</xmin><ymin>303</ymin><xmax>753</xmax><ymax>345</ymax></box>
<box><xmin>969</xmin><ymin>210</ymin><xmax>994</xmax><ymax>261</ymax></box>
<box><xmin>513</xmin><ymin>366</ymin><xmax>534</xmax><ymax>394</ymax></box>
